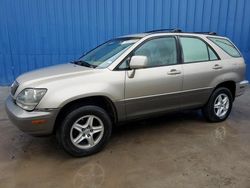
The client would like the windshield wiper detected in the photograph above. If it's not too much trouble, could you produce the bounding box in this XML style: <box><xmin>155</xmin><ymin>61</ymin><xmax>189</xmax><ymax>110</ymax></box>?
<box><xmin>71</xmin><ymin>60</ymin><xmax>96</xmax><ymax>68</ymax></box>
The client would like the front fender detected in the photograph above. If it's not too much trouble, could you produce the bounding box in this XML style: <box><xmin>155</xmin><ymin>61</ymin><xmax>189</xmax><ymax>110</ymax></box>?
<box><xmin>37</xmin><ymin>82</ymin><xmax>123</xmax><ymax>109</ymax></box>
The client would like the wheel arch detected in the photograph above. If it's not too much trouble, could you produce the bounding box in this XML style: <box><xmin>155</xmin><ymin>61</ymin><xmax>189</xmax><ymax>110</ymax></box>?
<box><xmin>53</xmin><ymin>95</ymin><xmax>118</xmax><ymax>134</ymax></box>
<box><xmin>214</xmin><ymin>80</ymin><xmax>236</xmax><ymax>100</ymax></box>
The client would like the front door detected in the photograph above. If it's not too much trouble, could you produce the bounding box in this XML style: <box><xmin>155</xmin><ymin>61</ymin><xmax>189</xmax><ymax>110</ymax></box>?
<box><xmin>124</xmin><ymin>36</ymin><xmax>183</xmax><ymax>119</ymax></box>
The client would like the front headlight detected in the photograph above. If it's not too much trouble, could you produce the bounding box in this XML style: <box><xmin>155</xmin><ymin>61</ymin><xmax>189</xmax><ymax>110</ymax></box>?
<box><xmin>16</xmin><ymin>88</ymin><xmax>47</xmax><ymax>111</ymax></box>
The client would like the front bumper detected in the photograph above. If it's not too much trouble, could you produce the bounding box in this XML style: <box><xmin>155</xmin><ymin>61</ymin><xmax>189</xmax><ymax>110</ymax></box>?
<box><xmin>5</xmin><ymin>96</ymin><xmax>59</xmax><ymax>136</ymax></box>
<box><xmin>236</xmin><ymin>80</ymin><xmax>249</xmax><ymax>97</ymax></box>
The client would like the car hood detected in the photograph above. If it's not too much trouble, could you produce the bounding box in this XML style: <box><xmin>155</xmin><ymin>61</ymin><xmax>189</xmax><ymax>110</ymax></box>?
<box><xmin>16</xmin><ymin>63</ymin><xmax>94</xmax><ymax>86</ymax></box>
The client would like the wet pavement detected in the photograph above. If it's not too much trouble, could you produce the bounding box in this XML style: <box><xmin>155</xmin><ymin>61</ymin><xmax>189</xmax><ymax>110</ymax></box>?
<box><xmin>0</xmin><ymin>86</ymin><xmax>250</xmax><ymax>188</ymax></box>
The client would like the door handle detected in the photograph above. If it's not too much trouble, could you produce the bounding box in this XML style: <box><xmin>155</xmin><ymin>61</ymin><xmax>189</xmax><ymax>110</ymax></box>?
<box><xmin>167</xmin><ymin>69</ymin><xmax>181</xmax><ymax>75</ymax></box>
<box><xmin>212</xmin><ymin>64</ymin><xmax>223</xmax><ymax>70</ymax></box>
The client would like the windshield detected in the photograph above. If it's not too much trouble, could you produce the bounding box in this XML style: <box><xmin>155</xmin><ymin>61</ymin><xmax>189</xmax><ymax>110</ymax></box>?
<box><xmin>79</xmin><ymin>38</ymin><xmax>139</xmax><ymax>68</ymax></box>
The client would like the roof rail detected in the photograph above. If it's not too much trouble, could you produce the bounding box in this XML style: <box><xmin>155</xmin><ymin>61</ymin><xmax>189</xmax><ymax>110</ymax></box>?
<box><xmin>190</xmin><ymin>32</ymin><xmax>217</xmax><ymax>35</ymax></box>
<box><xmin>144</xmin><ymin>29</ymin><xmax>216</xmax><ymax>35</ymax></box>
<box><xmin>145</xmin><ymin>28</ymin><xmax>182</xmax><ymax>33</ymax></box>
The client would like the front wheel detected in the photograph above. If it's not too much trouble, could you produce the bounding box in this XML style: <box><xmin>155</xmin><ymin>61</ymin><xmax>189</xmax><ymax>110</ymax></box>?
<box><xmin>202</xmin><ymin>87</ymin><xmax>233</xmax><ymax>122</ymax></box>
<box><xmin>57</xmin><ymin>105</ymin><xmax>112</xmax><ymax>157</ymax></box>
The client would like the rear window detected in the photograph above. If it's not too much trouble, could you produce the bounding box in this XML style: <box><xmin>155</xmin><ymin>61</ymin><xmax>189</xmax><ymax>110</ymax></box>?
<box><xmin>208</xmin><ymin>37</ymin><xmax>241</xmax><ymax>57</ymax></box>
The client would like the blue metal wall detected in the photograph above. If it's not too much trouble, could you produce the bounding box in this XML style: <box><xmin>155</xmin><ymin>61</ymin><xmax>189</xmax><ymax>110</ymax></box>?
<box><xmin>1</xmin><ymin>0</ymin><xmax>250</xmax><ymax>85</ymax></box>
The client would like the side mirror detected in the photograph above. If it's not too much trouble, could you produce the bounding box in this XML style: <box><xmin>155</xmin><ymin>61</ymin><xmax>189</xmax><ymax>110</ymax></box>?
<box><xmin>130</xmin><ymin>55</ymin><xmax>148</xmax><ymax>69</ymax></box>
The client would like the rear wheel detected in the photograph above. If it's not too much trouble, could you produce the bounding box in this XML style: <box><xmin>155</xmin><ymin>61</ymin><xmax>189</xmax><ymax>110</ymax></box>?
<box><xmin>202</xmin><ymin>87</ymin><xmax>233</xmax><ymax>122</ymax></box>
<box><xmin>57</xmin><ymin>105</ymin><xmax>112</xmax><ymax>157</ymax></box>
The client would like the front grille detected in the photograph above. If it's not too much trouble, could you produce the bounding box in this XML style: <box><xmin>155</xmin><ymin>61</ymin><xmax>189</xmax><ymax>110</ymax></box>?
<box><xmin>10</xmin><ymin>81</ymin><xmax>19</xmax><ymax>96</ymax></box>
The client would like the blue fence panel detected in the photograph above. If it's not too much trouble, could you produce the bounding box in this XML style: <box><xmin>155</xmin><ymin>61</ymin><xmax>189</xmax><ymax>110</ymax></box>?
<box><xmin>0</xmin><ymin>0</ymin><xmax>250</xmax><ymax>85</ymax></box>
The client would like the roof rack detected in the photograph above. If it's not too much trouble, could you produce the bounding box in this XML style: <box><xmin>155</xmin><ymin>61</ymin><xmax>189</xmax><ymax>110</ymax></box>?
<box><xmin>188</xmin><ymin>32</ymin><xmax>217</xmax><ymax>35</ymax></box>
<box><xmin>145</xmin><ymin>28</ymin><xmax>182</xmax><ymax>33</ymax></box>
<box><xmin>145</xmin><ymin>29</ymin><xmax>217</xmax><ymax>35</ymax></box>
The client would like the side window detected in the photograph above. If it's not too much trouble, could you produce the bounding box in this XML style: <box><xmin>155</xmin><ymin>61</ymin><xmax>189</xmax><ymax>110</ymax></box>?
<box><xmin>208</xmin><ymin>37</ymin><xmax>241</xmax><ymax>57</ymax></box>
<box><xmin>118</xmin><ymin>58</ymin><xmax>130</xmax><ymax>69</ymax></box>
<box><xmin>133</xmin><ymin>37</ymin><xmax>177</xmax><ymax>68</ymax></box>
<box><xmin>208</xmin><ymin>47</ymin><xmax>218</xmax><ymax>60</ymax></box>
<box><xmin>180</xmin><ymin>37</ymin><xmax>210</xmax><ymax>63</ymax></box>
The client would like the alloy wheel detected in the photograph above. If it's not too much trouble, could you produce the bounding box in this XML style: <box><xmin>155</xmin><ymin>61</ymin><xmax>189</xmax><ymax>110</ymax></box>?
<box><xmin>214</xmin><ymin>93</ymin><xmax>230</xmax><ymax>118</ymax></box>
<box><xmin>70</xmin><ymin>115</ymin><xmax>104</xmax><ymax>149</ymax></box>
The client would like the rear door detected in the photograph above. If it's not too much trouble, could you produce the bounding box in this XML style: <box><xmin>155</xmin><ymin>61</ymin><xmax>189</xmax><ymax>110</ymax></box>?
<box><xmin>179</xmin><ymin>36</ymin><xmax>222</xmax><ymax>109</ymax></box>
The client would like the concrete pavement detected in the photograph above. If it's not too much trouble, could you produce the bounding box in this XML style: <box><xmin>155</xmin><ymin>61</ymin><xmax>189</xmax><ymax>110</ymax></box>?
<box><xmin>0</xmin><ymin>86</ymin><xmax>250</xmax><ymax>188</ymax></box>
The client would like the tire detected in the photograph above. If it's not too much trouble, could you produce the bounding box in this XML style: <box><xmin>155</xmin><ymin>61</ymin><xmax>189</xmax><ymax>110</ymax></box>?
<box><xmin>56</xmin><ymin>105</ymin><xmax>112</xmax><ymax>157</ymax></box>
<box><xmin>202</xmin><ymin>87</ymin><xmax>233</xmax><ymax>122</ymax></box>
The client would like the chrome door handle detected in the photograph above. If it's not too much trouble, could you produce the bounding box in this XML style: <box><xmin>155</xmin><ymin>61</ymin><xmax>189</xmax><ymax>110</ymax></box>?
<box><xmin>167</xmin><ymin>69</ymin><xmax>181</xmax><ymax>75</ymax></box>
<box><xmin>212</xmin><ymin>64</ymin><xmax>223</xmax><ymax>70</ymax></box>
